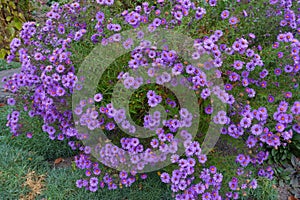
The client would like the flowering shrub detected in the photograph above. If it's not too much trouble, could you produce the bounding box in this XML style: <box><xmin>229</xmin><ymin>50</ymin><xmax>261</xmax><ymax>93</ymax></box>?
<box><xmin>3</xmin><ymin>0</ymin><xmax>300</xmax><ymax>199</ymax></box>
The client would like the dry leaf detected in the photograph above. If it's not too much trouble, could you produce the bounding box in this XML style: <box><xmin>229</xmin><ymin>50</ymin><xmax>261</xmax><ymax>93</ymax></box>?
<box><xmin>54</xmin><ymin>157</ymin><xmax>63</xmax><ymax>164</ymax></box>
<box><xmin>19</xmin><ymin>171</ymin><xmax>46</xmax><ymax>200</ymax></box>
<box><xmin>288</xmin><ymin>196</ymin><xmax>298</xmax><ymax>200</ymax></box>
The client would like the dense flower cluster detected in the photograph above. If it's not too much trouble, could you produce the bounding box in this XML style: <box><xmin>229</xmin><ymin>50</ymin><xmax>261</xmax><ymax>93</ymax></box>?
<box><xmin>3</xmin><ymin>0</ymin><xmax>300</xmax><ymax>199</ymax></box>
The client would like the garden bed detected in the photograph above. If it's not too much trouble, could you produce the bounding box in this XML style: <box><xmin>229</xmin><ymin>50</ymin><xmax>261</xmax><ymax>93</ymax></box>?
<box><xmin>1</xmin><ymin>0</ymin><xmax>300</xmax><ymax>199</ymax></box>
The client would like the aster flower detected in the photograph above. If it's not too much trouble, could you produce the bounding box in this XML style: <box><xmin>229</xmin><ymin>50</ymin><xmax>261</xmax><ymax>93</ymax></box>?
<box><xmin>251</xmin><ymin>124</ymin><xmax>263</xmax><ymax>135</ymax></box>
<box><xmin>204</xmin><ymin>106</ymin><xmax>213</xmax><ymax>115</ymax></box>
<box><xmin>96</xmin><ymin>11</ymin><xmax>105</xmax><ymax>22</ymax></box>
<box><xmin>90</xmin><ymin>177</ymin><xmax>98</xmax><ymax>187</ymax></box>
<box><xmin>229</xmin><ymin>16</ymin><xmax>239</xmax><ymax>25</ymax></box>
<box><xmin>198</xmin><ymin>154</ymin><xmax>207</xmax><ymax>164</ymax></box>
<box><xmin>207</xmin><ymin>0</ymin><xmax>217</xmax><ymax>6</ymax></box>
<box><xmin>7</xmin><ymin>98</ymin><xmax>16</xmax><ymax>106</ymax></box>
<box><xmin>277</xmin><ymin>51</ymin><xmax>283</xmax><ymax>58</ymax></box>
<box><xmin>240</xmin><ymin>117</ymin><xmax>252</xmax><ymax>128</ymax></box>
<box><xmin>248</xmin><ymin>33</ymin><xmax>256</xmax><ymax>39</ymax></box>
<box><xmin>228</xmin><ymin>181</ymin><xmax>238</xmax><ymax>191</ymax></box>
<box><xmin>160</xmin><ymin>172</ymin><xmax>170</xmax><ymax>183</ymax></box>
<box><xmin>284</xmin><ymin>65</ymin><xmax>293</xmax><ymax>73</ymax></box>
<box><xmin>105</xmin><ymin>0</ymin><xmax>114</xmax><ymax>6</ymax></box>
<box><xmin>209</xmin><ymin>166</ymin><xmax>217</xmax><ymax>174</ymax></box>
<box><xmin>291</xmin><ymin>101</ymin><xmax>300</xmax><ymax>114</ymax></box>
<box><xmin>152</xmin><ymin>18</ymin><xmax>161</xmax><ymax>27</ymax></box>
<box><xmin>275</xmin><ymin>123</ymin><xmax>285</xmax><ymax>132</ymax></box>
<box><xmin>284</xmin><ymin>91</ymin><xmax>292</xmax><ymax>98</ymax></box>
<box><xmin>26</xmin><ymin>132</ymin><xmax>33</xmax><ymax>138</ymax></box>
<box><xmin>123</xmin><ymin>38</ymin><xmax>133</xmax><ymax>49</ymax></box>
<box><xmin>249</xmin><ymin>179</ymin><xmax>258</xmax><ymax>189</ymax></box>
<box><xmin>221</xmin><ymin>10</ymin><xmax>230</xmax><ymax>19</ymax></box>
<box><xmin>224</xmin><ymin>83</ymin><xmax>233</xmax><ymax>91</ymax></box>
<box><xmin>76</xmin><ymin>179</ymin><xmax>83</xmax><ymax>188</ymax></box>
<box><xmin>233</xmin><ymin>60</ymin><xmax>244</xmax><ymax>70</ymax></box>
<box><xmin>174</xmin><ymin>11</ymin><xmax>183</xmax><ymax>21</ymax></box>
<box><xmin>202</xmin><ymin>192</ymin><xmax>211</xmax><ymax>200</ymax></box>
<box><xmin>203</xmin><ymin>39</ymin><xmax>214</xmax><ymax>50</ymax></box>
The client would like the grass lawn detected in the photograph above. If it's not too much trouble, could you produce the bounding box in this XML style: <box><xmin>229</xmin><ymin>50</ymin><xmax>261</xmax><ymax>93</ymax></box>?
<box><xmin>0</xmin><ymin>59</ymin><xmax>20</xmax><ymax>71</ymax></box>
<box><xmin>0</xmin><ymin>105</ymin><xmax>173</xmax><ymax>200</ymax></box>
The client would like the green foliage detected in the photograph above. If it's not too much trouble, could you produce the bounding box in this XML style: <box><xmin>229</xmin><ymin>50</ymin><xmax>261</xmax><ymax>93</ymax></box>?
<box><xmin>0</xmin><ymin>0</ymin><xmax>33</xmax><ymax>59</ymax></box>
<box><xmin>240</xmin><ymin>177</ymin><xmax>279</xmax><ymax>200</ymax></box>
<box><xmin>289</xmin><ymin>155</ymin><xmax>300</xmax><ymax>198</ymax></box>
<box><xmin>41</xmin><ymin>169</ymin><xmax>173</xmax><ymax>200</ymax></box>
<box><xmin>0</xmin><ymin>142</ymin><xmax>49</xmax><ymax>199</ymax></box>
<box><xmin>47</xmin><ymin>0</ymin><xmax>70</xmax><ymax>6</ymax></box>
<box><xmin>0</xmin><ymin>58</ymin><xmax>20</xmax><ymax>71</ymax></box>
<box><xmin>276</xmin><ymin>155</ymin><xmax>300</xmax><ymax>199</ymax></box>
<box><xmin>0</xmin><ymin>106</ymin><xmax>77</xmax><ymax>161</ymax></box>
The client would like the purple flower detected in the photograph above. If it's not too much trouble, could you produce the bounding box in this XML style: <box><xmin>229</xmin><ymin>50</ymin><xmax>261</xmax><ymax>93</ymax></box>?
<box><xmin>76</xmin><ymin>179</ymin><xmax>83</xmax><ymax>188</ymax></box>
<box><xmin>7</xmin><ymin>98</ymin><xmax>16</xmax><ymax>106</ymax></box>
<box><xmin>291</xmin><ymin>101</ymin><xmax>300</xmax><ymax>114</ymax></box>
<box><xmin>105</xmin><ymin>0</ymin><xmax>114</xmax><ymax>6</ymax></box>
<box><xmin>152</xmin><ymin>18</ymin><xmax>161</xmax><ymax>27</ymax></box>
<box><xmin>96</xmin><ymin>11</ymin><xmax>105</xmax><ymax>22</ymax></box>
<box><xmin>202</xmin><ymin>192</ymin><xmax>211</xmax><ymax>200</ymax></box>
<box><xmin>174</xmin><ymin>11</ymin><xmax>183</xmax><ymax>21</ymax></box>
<box><xmin>221</xmin><ymin>10</ymin><xmax>230</xmax><ymax>19</ymax></box>
<box><xmin>208</xmin><ymin>0</ymin><xmax>217</xmax><ymax>6</ymax></box>
<box><xmin>249</xmin><ymin>33</ymin><xmax>256</xmax><ymax>39</ymax></box>
<box><xmin>123</xmin><ymin>38</ymin><xmax>133</xmax><ymax>49</ymax></box>
<box><xmin>273</xmin><ymin>42</ymin><xmax>279</xmax><ymax>49</ymax></box>
<box><xmin>94</xmin><ymin>93</ymin><xmax>102</xmax><ymax>102</ymax></box>
<box><xmin>284</xmin><ymin>91</ymin><xmax>292</xmax><ymax>98</ymax></box>
<box><xmin>93</xmin><ymin>168</ymin><xmax>101</xmax><ymax>175</ymax></box>
<box><xmin>251</xmin><ymin>124</ymin><xmax>263</xmax><ymax>135</ymax></box>
<box><xmin>275</xmin><ymin>123</ymin><xmax>285</xmax><ymax>132</ymax></box>
<box><xmin>198</xmin><ymin>154</ymin><xmax>207</xmax><ymax>164</ymax></box>
<box><xmin>224</xmin><ymin>83</ymin><xmax>233</xmax><ymax>91</ymax></box>
<box><xmin>26</xmin><ymin>132</ymin><xmax>33</xmax><ymax>138</ymax></box>
<box><xmin>233</xmin><ymin>60</ymin><xmax>244</xmax><ymax>70</ymax></box>
<box><xmin>203</xmin><ymin>39</ymin><xmax>214</xmax><ymax>50</ymax></box>
<box><xmin>89</xmin><ymin>185</ymin><xmax>98</xmax><ymax>192</ymax></box>
<box><xmin>34</xmin><ymin>52</ymin><xmax>43</xmax><ymax>61</ymax></box>
<box><xmin>90</xmin><ymin>177</ymin><xmax>98</xmax><ymax>186</ymax></box>
<box><xmin>246</xmin><ymin>136</ymin><xmax>257</xmax><ymax>148</ymax></box>
<box><xmin>229</xmin><ymin>17</ymin><xmax>239</xmax><ymax>25</ymax></box>
<box><xmin>140</xmin><ymin>174</ymin><xmax>147</xmax><ymax>179</ymax></box>
<box><xmin>85</xmin><ymin>170</ymin><xmax>92</xmax><ymax>177</ymax></box>
<box><xmin>249</xmin><ymin>179</ymin><xmax>258</xmax><ymax>189</ymax></box>
<box><xmin>284</xmin><ymin>65</ymin><xmax>293</xmax><ymax>73</ymax></box>
<box><xmin>274</xmin><ymin>68</ymin><xmax>282</xmax><ymax>76</ymax></box>
<box><xmin>160</xmin><ymin>172</ymin><xmax>170</xmax><ymax>183</ymax></box>
<box><xmin>229</xmin><ymin>181</ymin><xmax>238</xmax><ymax>190</ymax></box>
<box><xmin>204</xmin><ymin>106</ymin><xmax>213</xmax><ymax>115</ymax></box>
<box><xmin>240</xmin><ymin>117</ymin><xmax>251</xmax><ymax>128</ymax></box>
<box><xmin>209</xmin><ymin>166</ymin><xmax>217</xmax><ymax>174</ymax></box>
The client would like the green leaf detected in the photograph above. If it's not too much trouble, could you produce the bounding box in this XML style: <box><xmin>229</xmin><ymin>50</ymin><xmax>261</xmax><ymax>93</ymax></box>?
<box><xmin>12</xmin><ymin>18</ymin><xmax>23</xmax><ymax>30</ymax></box>
<box><xmin>271</xmin><ymin>149</ymin><xmax>276</xmax><ymax>157</ymax></box>
<box><xmin>281</xmin><ymin>154</ymin><xmax>287</xmax><ymax>161</ymax></box>
<box><xmin>5</xmin><ymin>15</ymin><xmax>12</xmax><ymax>21</ymax></box>
<box><xmin>18</xmin><ymin>13</ymin><xmax>26</xmax><ymax>21</ymax></box>
<box><xmin>291</xmin><ymin>155</ymin><xmax>297</xmax><ymax>167</ymax></box>
<box><xmin>8</xmin><ymin>1</ymin><xmax>16</xmax><ymax>9</ymax></box>
<box><xmin>0</xmin><ymin>49</ymin><xmax>8</xmax><ymax>59</ymax></box>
